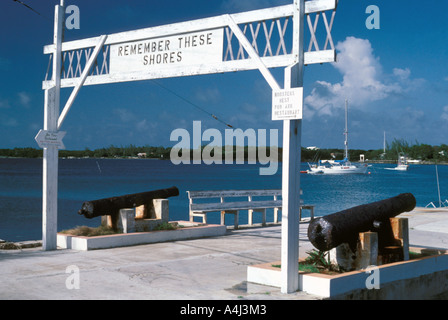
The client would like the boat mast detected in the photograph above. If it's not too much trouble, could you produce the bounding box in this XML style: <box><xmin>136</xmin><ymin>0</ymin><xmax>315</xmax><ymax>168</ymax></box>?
<box><xmin>344</xmin><ymin>99</ymin><xmax>349</xmax><ymax>161</ymax></box>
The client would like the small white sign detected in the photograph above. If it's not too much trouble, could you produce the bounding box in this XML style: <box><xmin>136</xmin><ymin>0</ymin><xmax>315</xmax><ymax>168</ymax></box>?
<box><xmin>35</xmin><ymin>130</ymin><xmax>66</xmax><ymax>149</ymax></box>
<box><xmin>271</xmin><ymin>88</ymin><xmax>303</xmax><ymax>121</ymax></box>
<box><xmin>109</xmin><ymin>28</ymin><xmax>224</xmax><ymax>75</ymax></box>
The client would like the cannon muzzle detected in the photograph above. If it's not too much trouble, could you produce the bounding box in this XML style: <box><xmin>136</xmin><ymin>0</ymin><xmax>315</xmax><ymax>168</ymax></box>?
<box><xmin>307</xmin><ymin>193</ymin><xmax>416</xmax><ymax>252</ymax></box>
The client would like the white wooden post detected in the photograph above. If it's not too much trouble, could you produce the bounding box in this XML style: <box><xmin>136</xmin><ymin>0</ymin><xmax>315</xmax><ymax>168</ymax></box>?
<box><xmin>281</xmin><ymin>0</ymin><xmax>304</xmax><ymax>294</ymax></box>
<box><xmin>42</xmin><ymin>3</ymin><xmax>64</xmax><ymax>250</ymax></box>
<box><xmin>42</xmin><ymin>87</ymin><xmax>58</xmax><ymax>250</ymax></box>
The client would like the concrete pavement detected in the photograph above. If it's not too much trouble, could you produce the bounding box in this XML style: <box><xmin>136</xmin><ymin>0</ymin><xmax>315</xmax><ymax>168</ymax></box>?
<box><xmin>404</xmin><ymin>207</ymin><xmax>448</xmax><ymax>250</ymax></box>
<box><xmin>0</xmin><ymin>207</ymin><xmax>447</xmax><ymax>300</ymax></box>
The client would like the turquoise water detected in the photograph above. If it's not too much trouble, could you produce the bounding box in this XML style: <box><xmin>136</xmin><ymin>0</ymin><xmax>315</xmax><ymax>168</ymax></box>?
<box><xmin>0</xmin><ymin>158</ymin><xmax>447</xmax><ymax>241</ymax></box>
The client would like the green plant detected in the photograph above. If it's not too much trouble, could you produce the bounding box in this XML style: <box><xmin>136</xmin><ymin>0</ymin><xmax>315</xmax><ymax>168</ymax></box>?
<box><xmin>153</xmin><ymin>222</ymin><xmax>178</xmax><ymax>231</ymax></box>
<box><xmin>60</xmin><ymin>225</ymin><xmax>118</xmax><ymax>237</ymax></box>
<box><xmin>272</xmin><ymin>261</ymin><xmax>333</xmax><ymax>274</ymax></box>
<box><xmin>299</xmin><ymin>263</ymin><xmax>320</xmax><ymax>273</ymax></box>
<box><xmin>271</xmin><ymin>253</ymin><xmax>341</xmax><ymax>274</ymax></box>
<box><xmin>0</xmin><ymin>242</ymin><xmax>22</xmax><ymax>250</ymax></box>
<box><xmin>409</xmin><ymin>251</ymin><xmax>422</xmax><ymax>260</ymax></box>
<box><xmin>305</xmin><ymin>249</ymin><xmax>341</xmax><ymax>273</ymax></box>
<box><xmin>305</xmin><ymin>249</ymin><xmax>329</xmax><ymax>267</ymax></box>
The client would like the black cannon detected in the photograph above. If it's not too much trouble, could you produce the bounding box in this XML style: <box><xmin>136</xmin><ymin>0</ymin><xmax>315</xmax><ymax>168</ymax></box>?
<box><xmin>78</xmin><ymin>186</ymin><xmax>179</xmax><ymax>219</ymax></box>
<box><xmin>307</xmin><ymin>193</ymin><xmax>416</xmax><ymax>252</ymax></box>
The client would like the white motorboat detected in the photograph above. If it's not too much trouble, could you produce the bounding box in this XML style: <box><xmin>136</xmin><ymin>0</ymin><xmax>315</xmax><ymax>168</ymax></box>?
<box><xmin>395</xmin><ymin>154</ymin><xmax>409</xmax><ymax>171</ymax></box>
<box><xmin>385</xmin><ymin>153</ymin><xmax>409</xmax><ymax>171</ymax></box>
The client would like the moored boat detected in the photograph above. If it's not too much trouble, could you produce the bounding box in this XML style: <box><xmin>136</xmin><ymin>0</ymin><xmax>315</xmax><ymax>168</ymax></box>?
<box><xmin>307</xmin><ymin>100</ymin><xmax>368</xmax><ymax>175</ymax></box>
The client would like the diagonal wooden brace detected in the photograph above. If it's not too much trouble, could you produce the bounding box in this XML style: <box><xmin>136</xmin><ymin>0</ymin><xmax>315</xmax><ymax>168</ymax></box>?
<box><xmin>226</xmin><ymin>15</ymin><xmax>281</xmax><ymax>91</ymax></box>
<box><xmin>57</xmin><ymin>35</ymin><xmax>108</xmax><ymax>130</ymax></box>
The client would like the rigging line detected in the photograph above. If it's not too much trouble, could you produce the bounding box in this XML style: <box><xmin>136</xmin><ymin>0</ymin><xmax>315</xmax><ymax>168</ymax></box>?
<box><xmin>12</xmin><ymin>0</ymin><xmax>51</xmax><ymax>21</ymax></box>
<box><xmin>150</xmin><ymin>80</ymin><xmax>234</xmax><ymax>129</ymax></box>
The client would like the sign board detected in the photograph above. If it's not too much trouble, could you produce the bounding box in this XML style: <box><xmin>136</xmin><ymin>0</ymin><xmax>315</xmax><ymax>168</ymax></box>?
<box><xmin>271</xmin><ymin>88</ymin><xmax>303</xmax><ymax>120</ymax></box>
<box><xmin>35</xmin><ymin>129</ymin><xmax>66</xmax><ymax>149</ymax></box>
<box><xmin>109</xmin><ymin>29</ymin><xmax>224</xmax><ymax>75</ymax></box>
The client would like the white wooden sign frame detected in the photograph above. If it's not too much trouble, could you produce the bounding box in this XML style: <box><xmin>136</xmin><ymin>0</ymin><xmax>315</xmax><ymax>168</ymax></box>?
<box><xmin>38</xmin><ymin>0</ymin><xmax>337</xmax><ymax>294</ymax></box>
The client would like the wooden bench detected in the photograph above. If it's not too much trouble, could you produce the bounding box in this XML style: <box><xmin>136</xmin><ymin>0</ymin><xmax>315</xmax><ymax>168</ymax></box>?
<box><xmin>299</xmin><ymin>205</ymin><xmax>315</xmax><ymax>221</ymax></box>
<box><xmin>187</xmin><ymin>189</ymin><xmax>282</xmax><ymax>228</ymax></box>
<box><xmin>187</xmin><ymin>189</ymin><xmax>314</xmax><ymax>228</ymax></box>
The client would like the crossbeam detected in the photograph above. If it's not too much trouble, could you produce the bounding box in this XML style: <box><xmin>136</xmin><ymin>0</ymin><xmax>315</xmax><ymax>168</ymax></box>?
<box><xmin>43</xmin><ymin>2</ymin><xmax>335</xmax><ymax>54</ymax></box>
<box><xmin>42</xmin><ymin>1</ymin><xmax>337</xmax><ymax>90</ymax></box>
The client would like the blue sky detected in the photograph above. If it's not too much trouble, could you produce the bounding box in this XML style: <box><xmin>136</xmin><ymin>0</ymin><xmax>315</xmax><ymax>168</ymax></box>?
<box><xmin>1</xmin><ymin>0</ymin><xmax>447</xmax><ymax>151</ymax></box>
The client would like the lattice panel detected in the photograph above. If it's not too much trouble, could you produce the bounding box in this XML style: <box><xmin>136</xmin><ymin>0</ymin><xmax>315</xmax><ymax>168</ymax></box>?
<box><xmin>306</xmin><ymin>9</ymin><xmax>336</xmax><ymax>53</ymax></box>
<box><xmin>224</xmin><ymin>17</ymin><xmax>292</xmax><ymax>61</ymax></box>
<box><xmin>224</xmin><ymin>8</ymin><xmax>336</xmax><ymax>62</ymax></box>
<box><xmin>45</xmin><ymin>45</ymin><xmax>110</xmax><ymax>81</ymax></box>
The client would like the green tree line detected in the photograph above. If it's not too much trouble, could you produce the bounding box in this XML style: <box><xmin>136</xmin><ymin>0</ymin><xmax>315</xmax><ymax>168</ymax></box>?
<box><xmin>0</xmin><ymin>145</ymin><xmax>170</xmax><ymax>159</ymax></box>
<box><xmin>1</xmin><ymin>139</ymin><xmax>447</xmax><ymax>162</ymax></box>
<box><xmin>301</xmin><ymin>138</ymin><xmax>448</xmax><ymax>163</ymax></box>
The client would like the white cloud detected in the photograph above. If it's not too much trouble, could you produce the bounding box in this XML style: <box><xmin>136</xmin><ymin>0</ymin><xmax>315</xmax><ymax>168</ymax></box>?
<box><xmin>442</xmin><ymin>106</ymin><xmax>448</xmax><ymax>121</ymax></box>
<box><xmin>393</xmin><ymin>68</ymin><xmax>411</xmax><ymax>80</ymax></box>
<box><xmin>0</xmin><ymin>99</ymin><xmax>10</xmax><ymax>109</ymax></box>
<box><xmin>1</xmin><ymin>116</ymin><xmax>18</xmax><ymax>127</ymax></box>
<box><xmin>135</xmin><ymin>118</ymin><xmax>157</xmax><ymax>133</ymax></box>
<box><xmin>136</xmin><ymin>119</ymin><xmax>148</xmax><ymax>132</ymax></box>
<box><xmin>113</xmin><ymin>108</ymin><xmax>136</xmax><ymax>123</ymax></box>
<box><xmin>29</xmin><ymin>122</ymin><xmax>40</xmax><ymax>131</ymax></box>
<box><xmin>195</xmin><ymin>87</ymin><xmax>221</xmax><ymax>104</ymax></box>
<box><xmin>18</xmin><ymin>92</ymin><xmax>31</xmax><ymax>108</ymax></box>
<box><xmin>111</xmin><ymin>108</ymin><xmax>156</xmax><ymax>135</ymax></box>
<box><xmin>305</xmin><ymin>37</ymin><xmax>413</xmax><ymax>117</ymax></box>
<box><xmin>334</xmin><ymin>37</ymin><xmax>382</xmax><ymax>90</ymax></box>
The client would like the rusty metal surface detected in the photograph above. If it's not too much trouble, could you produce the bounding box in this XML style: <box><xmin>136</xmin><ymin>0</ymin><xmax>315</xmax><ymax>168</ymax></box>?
<box><xmin>77</xmin><ymin>186</ymin><xmax>179</xmax><ymax>219</ymax></box>
<box><xmin>307</xmin><ymin>193</ymin><xmax>416</xmax><ymax>252</ymax></box>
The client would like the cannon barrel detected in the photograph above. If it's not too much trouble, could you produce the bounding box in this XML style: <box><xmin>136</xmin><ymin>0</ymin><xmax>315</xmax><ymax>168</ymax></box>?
<box><xmin>307</xmin><ymin>193</ymin><xmax>416</xmax><ymax>252</ymax></box>
<box><xmin>78</xmin><ymin>186</ymin><xmax>179</xmax><ymax>219</ymax></box>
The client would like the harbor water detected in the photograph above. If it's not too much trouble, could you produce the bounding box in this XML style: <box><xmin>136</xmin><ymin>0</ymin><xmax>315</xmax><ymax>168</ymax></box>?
<box><xmin>0</xmin><ymin>158</ymin><xmax>447</xmax><ymax>241</ymax></box>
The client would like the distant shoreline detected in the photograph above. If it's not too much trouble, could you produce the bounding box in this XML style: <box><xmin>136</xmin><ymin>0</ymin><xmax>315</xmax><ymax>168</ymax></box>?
<box><xmin>2</xmin><ymin>143</ymin><xmax>448</xmax><ymax>164</ymax></box>
<box><xmin>364</xmin><ymin>160</ymin><xmax>448</xmax><ymax>165</ymax></box>
<box><xmin>1</xmin><ymin>156</ymin><xmax>447</xmax><ymax>166</ymax></box>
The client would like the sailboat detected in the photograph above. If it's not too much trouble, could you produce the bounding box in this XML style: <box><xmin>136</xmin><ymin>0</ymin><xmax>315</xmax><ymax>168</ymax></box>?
<box><xmin>307</xmin><ymin>100</ymin><xmax>368</xmax><ymax>175</ymax></box>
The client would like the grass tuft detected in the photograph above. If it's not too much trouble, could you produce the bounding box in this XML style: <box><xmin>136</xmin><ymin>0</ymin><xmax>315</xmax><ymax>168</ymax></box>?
<box><xmin>60</xmin><ymin>225</ymin><xmax>118</xmax><ymax>237</ymax></box>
